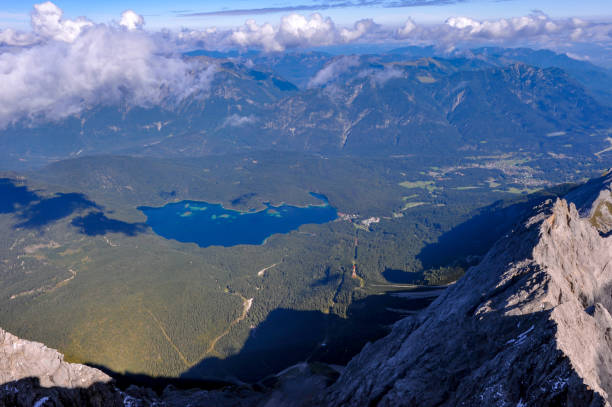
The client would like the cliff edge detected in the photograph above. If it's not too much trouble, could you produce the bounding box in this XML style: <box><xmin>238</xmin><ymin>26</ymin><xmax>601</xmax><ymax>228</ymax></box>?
<box><xmin>319</xmin><ymin>172</ymin><xmax>612</xmax><ymax>406</ymax></box>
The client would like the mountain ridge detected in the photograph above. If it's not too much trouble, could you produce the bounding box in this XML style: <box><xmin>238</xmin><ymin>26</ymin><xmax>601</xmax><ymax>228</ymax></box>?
<box><xmin>317</xmin><ymin>171</ymin><xmax>612</xmax><ymax>406</ymax></box>
<box><xmin>1</xmin><ymin>50</ymin><xmax>610</xmax><ymax>170</ymax></box>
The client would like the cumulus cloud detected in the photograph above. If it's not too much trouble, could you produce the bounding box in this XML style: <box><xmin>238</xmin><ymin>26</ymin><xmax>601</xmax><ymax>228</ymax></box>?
<box><xmin>175</xmin><ymin>10</ymin><xmax>610</xmax><ymax>56</ymax></box>
<box><xmin>277</xmin><ymin>13</ymin><xmax>336</xmax><ymax>48</ymax></box>
<box><xmin>187</xmin><ymin>13</ymin><xmax>379</xmax><ymax>52</ymax></box>
<box><xmin>0</xmin><ymin>2</ymin><xmax>216</xmax><ymax>128</ymax></box>
<box><xmin>394</xmin><ymin>12</ymin><xmax>612</xmax><ymax>50</ymax></box>
<box><xmin>231</xmin><ymin>19</ymin><xmax>282</xmax><ymax>52</ymax></box>
<box><xmin>230</xmin><ymin>13</ymin><xmax>339</xmax><ymax>52</ymax></box>
<box><xmin>31</xmin><ymin>1</ymin><xmax>93</xmax><ymax>42</ymax></box>
<box><xmin>308</xmin><ymin>55</ymin><xmax>360</xmax><ymax>88</ymax></box>
<box><xmin>445</xmin><ymin>13</ymin><xmax>564</xmax><ymax>40</ymax></box>
<box><xmin>340</xmin><ymin>19</ymin><xmax>378</xmax><ymax>42</ymax></box>
<box><xmin>119</xmin><ymin>10</ymin><xmax>145</xmax><ymax>31</ymax></box>
<box><xmin>396</xmin><ymin>18</ymin><xmax>416</xmax><ymax>39</ymax></box>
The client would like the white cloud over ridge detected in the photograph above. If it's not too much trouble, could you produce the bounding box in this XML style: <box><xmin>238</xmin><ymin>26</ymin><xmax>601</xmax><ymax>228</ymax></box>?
<box><xmin>361</xmin><ymin>66</ymin><xmax>404</xmax><ymax>85</ymax></box>
<box><xmin>222</xmin><ymin>114</ymin><xmax>257</xmax><ymax>128</ymax></box>
<box><xmin>182</xmin><ymin>10</ymin><xmax>610</xmax><ymax>54</ymax></box>
<box><xmin>0</xmin><ymin>2</ymin><xmax>216</xmax><ymax>128</ymax></box>
<box><xmin>308</xmin><ymin>55</ymin><xmax>360</xmax><ymax>88</ymax></box>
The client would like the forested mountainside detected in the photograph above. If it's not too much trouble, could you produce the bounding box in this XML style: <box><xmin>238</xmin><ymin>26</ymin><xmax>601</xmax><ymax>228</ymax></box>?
<box><xmin>4</xmin><ymin>171</ymin><xmax>612</xmax><ymax>406</ymax></box>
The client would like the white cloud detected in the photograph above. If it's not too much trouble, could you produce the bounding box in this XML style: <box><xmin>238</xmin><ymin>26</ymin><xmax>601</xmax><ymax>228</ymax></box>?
<box><xmin>0</xmin><ymin>28</ymin><xmax>37</xmax><ymax>46</ymax></box>
<box><xmin>396</xmin><ymin>18</ymin><xmax>416</xmax><ymax>39</ymax></box>
<box><xmin>0</xmin><ymin>2</ymin><xmax>216</xmax><ymax>128</ymax></box>
<box><xmin>231</xmin><ymin>19</ymin><xmax>282</xmax><ymax>52</ymax></box>
<box><xmin>308</xmin><ymin>55</ymin><xmax>360</xmax><ymax>88</ymax></box>
<box><xmin>444</xmin><ymin>13</ymin><xmax>560</xmax><ymax>40</ymax></box>
<box><xmin>222</xmin><ymin>114</ymin><xmax>256</xmax><ymax>127</ymax></box>
<box><xmin>191</xmin><ymin>13</ymin><xmax>379</xmax><ymax>52</ymax></box>
<box><xmin>119</xmin><ymin>10</ymin><xmax>145</xmax><ymax>31</ymax></box>
<box><xmin>31</xmin><ymin>1</ymin><xmax>93</xmax><ymax>42</ymax></box>
<box><xmin>366</xmin><ymin>67</ymin><xmax>404</xmax><ymax>85</ymax></box>
<box><xmin>230</xmin><ymin>13</ymin><xmax>340</xmax><ymax>52</ymax></box>
<box><xmin>172</xmin><ymin>11</ymin><xmax>611</xmax><ymax>57</ymax></box>
<box><xmin>340</xmin><ymin>19</ymin><xmax>377</xmax><ymax>43</ymax></box>
<box><xmin>393</xmin><ymin>12</ymin><xmax>612</xmax><ymax>51</ymax></box>
<box><xmin>277</xmin><ymin>13</ymin><xmax>335</xmax><ymax>47</ymax></box>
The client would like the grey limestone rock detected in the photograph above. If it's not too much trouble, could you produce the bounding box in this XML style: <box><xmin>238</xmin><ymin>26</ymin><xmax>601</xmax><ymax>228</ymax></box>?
<box><xmin>318</xmin><ymin>172</ymin><xmax>612</xmax><ymax>406</ymax></box>
<box><xmin>0</xmin><ymin>327</ymin><xmax>124</xmax><ymax>406</ymax></box>
<box><xmin>0</xmin><ymin>327</ymin><xmax>111</xmax><ymax>389</ymax></box>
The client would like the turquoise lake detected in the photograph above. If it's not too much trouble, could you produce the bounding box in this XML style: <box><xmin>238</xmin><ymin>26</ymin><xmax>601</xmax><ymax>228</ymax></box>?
<box><xmin>138</xmin><ymin>193</ymin><xmax>337</xmax><ymax>247</ymax></box>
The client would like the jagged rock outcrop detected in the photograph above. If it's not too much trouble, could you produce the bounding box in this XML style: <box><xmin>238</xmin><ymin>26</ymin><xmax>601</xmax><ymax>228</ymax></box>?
<box><xmin>318</xmin><ymin>172</ymin><xmax>612</xmax><ymax>406</ymax></box>
<box><xmin>0</xmin><ymin>328</ymin><xmax>111</xmax><ymax>389</ymax></box>
<box><xmin>0</xmin><ymin>326</ymin><xmax>331</xmax><ymax>406</ymax></box>
<box><xmin>0</xmin><ymin>327</ymin><xmax>124</xmax><ymax>406</ymax></box>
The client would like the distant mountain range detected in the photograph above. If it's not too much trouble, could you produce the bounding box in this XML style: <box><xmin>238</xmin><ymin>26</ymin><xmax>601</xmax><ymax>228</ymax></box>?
<box><xmin>0</xmin><ymin>47</ymin><xmax>610</xmax><ymax>170</ymax></box>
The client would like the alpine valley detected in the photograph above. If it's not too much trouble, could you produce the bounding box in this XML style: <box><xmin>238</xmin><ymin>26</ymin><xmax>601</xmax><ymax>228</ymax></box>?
<box><xmin>1</xmin><ymin>43</ymin><xmax>612</xmax><ymax>406</ymax></box>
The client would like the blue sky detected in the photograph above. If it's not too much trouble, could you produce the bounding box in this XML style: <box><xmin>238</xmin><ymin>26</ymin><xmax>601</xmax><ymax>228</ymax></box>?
<box><xmin>2</xmin><ymin>0</ymin><xmax>611</xmax><ymax>30</ymax></box>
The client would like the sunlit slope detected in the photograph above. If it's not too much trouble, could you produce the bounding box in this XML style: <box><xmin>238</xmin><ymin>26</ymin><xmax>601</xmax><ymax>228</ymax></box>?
<box><xmin>0</xmin><ymin>150</ymin><xmax>608</xmax><ymax>379</ymax></box>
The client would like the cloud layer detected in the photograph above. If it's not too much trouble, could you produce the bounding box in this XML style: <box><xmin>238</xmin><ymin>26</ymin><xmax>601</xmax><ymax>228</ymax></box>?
<box><xmin>171</xmin><ymin>10</ymin><xmax>612</xmax><ymax>59</ymax></box>
<box><xmin>0</xmin><ymin>2</ymin><xmax>610</xmax><ymax>127</ymax></box>
<box><xmin>192</xmin><ymin>13</ymin><xmax>377</xmax><ymax>52</ymax></box>
<box><xmin>0</xmin><ymin>2</ymin><xmax>215</xmax><ymax>128</ymax></box>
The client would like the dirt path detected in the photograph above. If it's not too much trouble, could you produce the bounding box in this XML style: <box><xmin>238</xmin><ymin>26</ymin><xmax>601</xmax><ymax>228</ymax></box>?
<box><xmin>10</xmin><ymin>268</ymin><xmax>77</xmax><ymax>300</ymax></box>
<box><xmin>143</xmin><ymin>307</ymin><xmax>191</xmax><ymax>368</ymax></box>
<box><xmin>257</xmin><ymin>262</ymin><xmax>280</xmax><ymax>276</ymax></box>
<box><xmin>141</xmin><ymin>293</ymin><xmax>254</xmax><ymax>368</ymax></box>
<box><xmin>199</xmin><ymin>294</ymin><xmax>253</xmax><ymax>360</ymax></box>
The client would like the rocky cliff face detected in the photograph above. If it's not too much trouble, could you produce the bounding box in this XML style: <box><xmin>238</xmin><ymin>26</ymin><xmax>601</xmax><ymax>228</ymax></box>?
<box><xmin>0</xmin><ymin>328</ymin><xmax>110</xmax><ymax>389</ymax></box>
<box><xmin>0</xmin><ymin>327</ymin><xmax>124</xmax><ymax>406</ymax></box>
<box><xmin>3</xmin><ymin>173</ymin><xmax>612</xmax><ymax>407</ymax></box>
<box><xmin>319</xmin><ymin>172</ymin><xmax>612</xmax><ymax>406</ymax></box>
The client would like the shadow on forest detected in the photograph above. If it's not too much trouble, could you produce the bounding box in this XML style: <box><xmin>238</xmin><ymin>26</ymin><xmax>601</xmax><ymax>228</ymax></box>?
<box><xmin>71</xmin><ymin>212</ymin><xmax>148</xmax><ymax>236</ymax></box>
<box><xmin>0</xmin><ymin>178</ymin><xmax>147</xmax><ymax>236</ymax></box>
<box><xmin>182</xmin><ymin>290</ymin><xmax>437</xmax><ymax>383</ymax></box>
<box><xmin>310</xmin><ymin>267</ymin><xmax>340</xmax><ymax>288</ymax></box>
<box><xmin>16</xmin><ymin>193</ymin><xmax>100</xmax><ymax>228</ymax></box>
<box><xmin>417</xmin><ymin>185</ymin><xmax>574</xmax><ymax>270</ymax></box>
<box><xmin>0</xmin><ymin>291</ymin><xmax>439</xmax><ymax>400</ymax></box>
<box><xmin>62</xmin><ymin>292</ymin><xmax>435</xmax><ymax>391</ymax></box>
<box><xmin>382</xmin><ymin>268</ymin><xmax>425</xmax><ymax>284</ymax></box>
<box><xmin>0</xmin><ymin>178</ymin><xmax>38</xmax><ymax>213</ymax></box>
